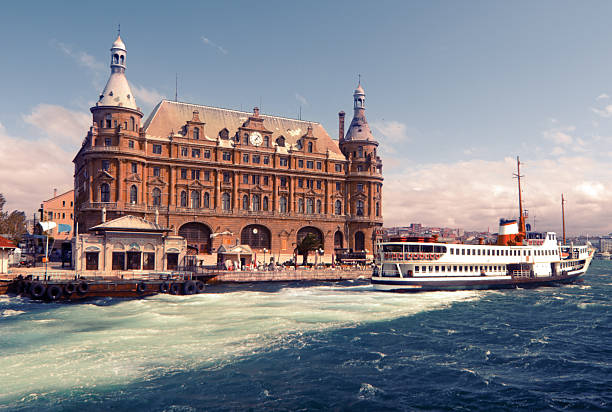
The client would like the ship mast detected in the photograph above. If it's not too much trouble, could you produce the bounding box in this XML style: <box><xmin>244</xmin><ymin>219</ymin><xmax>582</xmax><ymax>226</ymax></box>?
<box><xmin>561</xmin><ymin>193</ymin><xmax>566</xmax><ymax>245</ymax></box>
<box><xmin>514</xmin><ymin>156</ymin><xmax>526</xmax><ymax>236</ymax></box>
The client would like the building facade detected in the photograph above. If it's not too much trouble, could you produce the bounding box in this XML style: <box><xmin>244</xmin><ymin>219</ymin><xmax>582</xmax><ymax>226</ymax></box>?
<box><xmin>40</xmin><ymin>189</ymin><xmax>75</xmax><ymax>242</ymax></box>
<box><xmin>73</xmin><ymin>35</ymin><xmax>383</xmax><ymax>264</ymax></box>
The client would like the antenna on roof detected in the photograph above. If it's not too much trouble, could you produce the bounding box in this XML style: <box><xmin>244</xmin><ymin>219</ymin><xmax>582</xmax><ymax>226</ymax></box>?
<box><xmin>358</xmin><ymin>73</ymin><xmax>361</xmax><ymax>85</ymax></box>
<box><xmin>175</xmin><ymin>73</ymin><xmax>178</xmax><ymax>102</ymax></box>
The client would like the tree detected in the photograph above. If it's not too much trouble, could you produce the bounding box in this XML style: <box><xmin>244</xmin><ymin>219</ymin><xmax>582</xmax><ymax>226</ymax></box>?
<box><xmin>295</xmin><ymin>233</ymin><xmax>322</xmax><ymax>266</ymax></box>
<box><xmin>0</xmin><ymin>193</ymin><xmax>27</xmax><ymax>243</ymax></box>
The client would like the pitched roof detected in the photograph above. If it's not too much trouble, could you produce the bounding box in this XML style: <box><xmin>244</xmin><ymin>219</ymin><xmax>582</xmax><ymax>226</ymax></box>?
<box><xmin>142</xmin><ymin>100</ymin><xmax>345</xmax><ymax>160</ymax></box>
<box><xmin>89</xmin><ymin>215</ymin><xmax>169</xmax><ymax>232</ymax></box>
<box><xmin>0</xmin><ymin>235</ymin><xmax>15</xmax><ymax>249</ymax></box>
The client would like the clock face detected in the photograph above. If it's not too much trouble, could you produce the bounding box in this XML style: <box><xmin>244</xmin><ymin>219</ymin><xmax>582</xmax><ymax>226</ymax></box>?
<box><xmin>249</xmin><ymin>132</ymin><xmax>263</xmax><ymax>146</ymax></box>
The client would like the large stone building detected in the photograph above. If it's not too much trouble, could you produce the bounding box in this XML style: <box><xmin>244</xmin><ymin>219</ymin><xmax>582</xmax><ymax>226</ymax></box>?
<box><xmin>73</xmin><ymin>35</ymin><xmax>383</xmax><ymax>265</ymax></box>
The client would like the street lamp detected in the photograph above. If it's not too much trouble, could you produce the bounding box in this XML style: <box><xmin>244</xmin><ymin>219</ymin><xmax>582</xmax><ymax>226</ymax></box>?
<box><xmin>263</xmin><ymin>248</ymin><xmax>268</xmax><ymax>268</ymax></box>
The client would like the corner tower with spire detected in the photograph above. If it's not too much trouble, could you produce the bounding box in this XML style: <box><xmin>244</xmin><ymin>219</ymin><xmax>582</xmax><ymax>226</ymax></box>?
<box><xmin>338</xmin><ymin>80</ymin><xmax>384</xmax><ymax>254</ymax></box>
<box><xmin>74</xmin><ymin>33</ymin><xmax>145</xmax><ymax>232</ymax></box>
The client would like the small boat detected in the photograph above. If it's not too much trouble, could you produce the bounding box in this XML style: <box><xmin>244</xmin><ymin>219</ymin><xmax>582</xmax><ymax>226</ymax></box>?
<box><xmin>372</xmin><ymin>157</ymin><xmax>594</xmax><ymax>292</ymax></box>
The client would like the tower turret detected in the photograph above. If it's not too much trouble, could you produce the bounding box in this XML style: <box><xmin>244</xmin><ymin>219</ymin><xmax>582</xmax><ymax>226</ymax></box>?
<box><xmin>97</xmin><ymin>34</ymin><xmax>137</xmax><ymax>110</ymax></box>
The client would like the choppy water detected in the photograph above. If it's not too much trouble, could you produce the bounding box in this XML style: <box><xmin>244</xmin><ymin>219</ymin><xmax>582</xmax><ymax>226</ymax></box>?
<box><xmin>1</xmin><ymin>262</ymin><xmax>610</xmax><ymax>411</ymax></box>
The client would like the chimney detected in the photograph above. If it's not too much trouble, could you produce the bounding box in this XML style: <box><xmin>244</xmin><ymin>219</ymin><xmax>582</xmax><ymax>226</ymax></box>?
<box><xmin>53</xmin><ymin>188</ymin><xmax>57</xmax><ymax>198</ymax></box>
<box><xmin>101</xmin><ymin>207</ymin><xmax>107</xmax><ymax>223</ymax></box>
<box><xmin>338</xmin><ymin>111</ymin><xmax>345</xmax><ymax>141</ymax></box>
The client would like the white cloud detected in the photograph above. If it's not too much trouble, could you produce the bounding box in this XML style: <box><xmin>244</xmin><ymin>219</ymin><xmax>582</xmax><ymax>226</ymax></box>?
<box><xmin>22</xmin><ymin>104</ymin><xmax>90</xmax><ymax>147</ymax></box>
<box><xmin>0</xmin><ymin>122</ymin><xmax>74</xmax><ymax>216</ymax></box>
<box><xmin>382</xmin><ymin>156</ymin><xmax>612</xmax><ymax>235</ymax></box>
<box><xmin>371</xmin><ymin>120</ymin><xmax>411</xmax><ymax>153</ymax></box>
<box><xmin>201</xmin><ymin>36</ymin><xmax>228</xmax><ymax>55</ymax></box>
<box><xmin>295</xmin><ymin>93</ymin><xmax>308</xmax><ymax>106</ymax></box>
<box><xmin>591</xmin><ymin>104</ymin><xmax>612</xmax><ymax>118</ymax></box>
<box><xmin>596</xmin><ymin>93</ymin><xmax>609</xmax><ymax>100</ymax></box>
<box><xmin>132</xmin><ymin>84</ymin><xmax>165</xmax><ymax>107</ymax></box>
<box><xmin>542</xmin><ymin>125</ymin><xmax>575</xmax><ymax>145</ymax></box>
<box><xmin>54</xmin><ymin>41</ymin><xmax>105</xmax><ymax>73</ymax></box>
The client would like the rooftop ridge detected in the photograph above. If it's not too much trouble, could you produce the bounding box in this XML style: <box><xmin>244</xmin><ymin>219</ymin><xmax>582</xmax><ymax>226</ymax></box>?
<box><xmin>161</xmin><ymin>99</ymin><xmax>321</xmax><ymax>125</ymax></box>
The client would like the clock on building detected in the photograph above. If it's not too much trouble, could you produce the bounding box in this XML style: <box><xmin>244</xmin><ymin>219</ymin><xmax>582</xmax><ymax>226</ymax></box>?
<box><xmin>249</xmin><ymin>131</ymin><xmax>263</xmax><ymax>146</ymax></box>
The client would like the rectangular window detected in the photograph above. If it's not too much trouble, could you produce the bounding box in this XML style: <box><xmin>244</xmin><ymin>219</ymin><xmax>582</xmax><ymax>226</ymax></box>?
<box><xmin>306</xmin><ymin>160</ymin><xmax>313</xmax><ymax>169</ymax></box>
<box><xmin>280</xmin><ymin>158</ymin><xmax>288</xmax><ymax>167</ymax></box>
<box><xmin>126</xmin><ymin>251</ymin><xmax>141</xmax><ymax>270</ymax></box>
<box><xmin>306</xmin><ymin>179</ymin><xmax>313</xmax><ymax>189</ymax></box>
<box><xmin>153</xmin><ymin>167</ymin><xmax>160</xmax><ymax>177</ymax></box>
<box><xmin>131</xmin><ymin>163</ymin><xmax>137</xmax><ymax>173</ymax></box>
<box><xmin>104</xmin><ymin>138</ymin><xmax>112</xmax><ymax>146</ymax></box>
<box><xmin>450</xmin><ymin>248</ymin><xmax>454</xmax><ymax>255</ymax></box>
<box><xmin>223</xmin><ymin>172</ymin><xmax>231</xmax><ymax>183</ymax></box>
<box><xmin>263</xmin><ymin>156</ymin><xmax>270</xmax><ymax>165</ymax></box>
<box><xmin>181</xmin><ymin>168</ymin><xmax>187</xmax><ymax>179</ymax></box>
<box><xmin>223</xmin><ymin>152</ymin><xmax>231</xmax><ymax>161</ymax></box>
<box><xmin>128</xmin><ymin>140</ymin><xmax>135</xmax><ymax>149</ymax></box>
<box><xmin>181</xmin><ymin>147</ymin><xmax>188</xmax><ymax>156</ymax></box>
<box><xmin>357</xmin><ymin>183</ymin><xmax>364</xmax><ymax>192</ymax></box>
<box><xmin>112</xmin><ymin>252</ymin><xmax>125</xmax><ymax>271</ymax></box>
<box><xmin>336</xmin><ymin>182</ymin><xmax>341</xmax><ymax>191</ymax></box>
<box><xmin>102</xmin><ymin>160</ymin><xmax>110</xmax><ymax>171</ymax></box>
<box><xmin>298</xmin><ymin>159</ymin><xmax>303</xmax><ymax>168</ymax></box>
<box><xmin>204</xmin><ymin>170</ymin><xmax>210</xmax><ymax>181</ymax></box>
<box><xmin>335</xmin><ymin>164</ymin><xmax>342</xmax><ymax>172</ymax></box>
<box><xmin>263</xmin><ymin>176</ymin><xmax>269</xmax><ymax>185</ymax></box>
<box><xmin>153</xmin><ymin>144</ymin><xmax>162</xmax><ymax>154</ymax></box>
<box><xmin>85</xmin><ymin>252</ymin><xmax>99</xmax><ymax>271</ymax></box>
<box><xmin>252</xmin><ymin>155</ymin><xmax>260</xmax><ymax>164</ymax></box>
<box><xmin>143</xmin><ymin>252</ymin><xmax>155</xmax><ymax>270</ymax></box>
<box><xmin>167</xmin><ymin>253</ymin><xmax>178</xmax><ymax>271</ymax></box>
<box><xmin>280</xmin><ymin>177</ymin><xmax>287</xmax><ymax>187</ymax></box>
<box><xmin>243</xmin><ymin>174</ymin><xmax>249</xmax><ymax>184</ymax></box>
<box><xmin>191</xmin><ymin>170</ymin><xmax>200</xmax><ymax>180</ymax></box>
<box><xmin>204</xmin><ymin>150</ymin><xmax>211</xmax><ymax>159</ymax></box>
<box><xmin>192</xmin><ymin>148</ymin><xmax>201</xmax><ymax>158</ymax></box>
<box><xmin>252</xmin><ymin>175</ymin><xmax>260</xmax><ymax>185</ymax></box>
<box><xmin>243</xmin><ymin>154</ymin><xmax>249</xmax><ymax>163</ymax></box>
<box><xmin>316</xmin><ymin>161</ymin><xmax>322</xmax><ymax>170</ymax></box>
<box><xmin>298</xmin><ymin>178</ymin><xmax>303</xmax><ymax>188</ymax></box>
<box><xmin>316</xmin><ymin>180</ymin><xmax>321</xmax><ymax>189</ymax></box>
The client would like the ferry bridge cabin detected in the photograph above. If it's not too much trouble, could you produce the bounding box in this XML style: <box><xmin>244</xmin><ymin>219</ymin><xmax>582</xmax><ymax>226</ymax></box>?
<box><xmin>73</xmin><ymin>35</ymin><xmax>384</xmax><ymax>267</ymax></box>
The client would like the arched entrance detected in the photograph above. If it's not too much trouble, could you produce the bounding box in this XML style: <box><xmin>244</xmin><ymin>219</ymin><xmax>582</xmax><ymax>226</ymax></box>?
<box><xmin>178</xmin><ymin>222</ymin><xmax>212</xmax><ymax>254</ymax></box>
<box><xmin>334</xmin><ymin>231</ymin><xmax>344</xmax><ymax>249</ymax></box>
<box><xmin>241</xmin><ymin>224</ymin><xmax>271</xmax><ymax>249</ymax></box>
<box><xmin>354</xmin><ymin>231</ymin><xmax>365</xmax><ymax>251</ymax></box>
<box><xmin>297</xmin><ymin>226</ymin><xmax>324</xmax><ymax>247</ymax></box>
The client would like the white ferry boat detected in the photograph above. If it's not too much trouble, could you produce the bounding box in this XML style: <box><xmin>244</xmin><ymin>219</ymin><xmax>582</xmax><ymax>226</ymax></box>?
<box><xmin>372</xmin><ymin>158</ymin><xmax>594</xmax><ymax>292</ymax></box>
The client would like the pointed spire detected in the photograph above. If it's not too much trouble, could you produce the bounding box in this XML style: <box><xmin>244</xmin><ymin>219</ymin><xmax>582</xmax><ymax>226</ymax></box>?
<box><xmin>344</xmin><ymin>80</ymin><xmax>375</xmax><ymax>142</ymax></box>
<box><xmin>96</xmin><ymin>32</ymin><xmax>138</xmax><ymax>110</ymax></box>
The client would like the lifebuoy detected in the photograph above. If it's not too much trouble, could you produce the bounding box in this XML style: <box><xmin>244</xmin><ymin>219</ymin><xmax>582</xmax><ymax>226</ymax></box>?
<box><xmin>46</xmin><ymin>285</ymin><xmax>62</xmax><ymax>301</ymax></box>
<box><xmin>169</xmin><ymin>283</ymin><xmax>180</xmax><ymax>295</ymax></box>
<box><xmin>77</xmin><ymin>281</ymin><xmax>89</xmax><ymax>295</ymax></box>
<box><xmin>159</xmin><ymin>282</ymin><xmax>170</xmax><ymax>293</ymax></box>
<box><xmin>64</xmin><ymin>283</ymin><xmax>76</xmax><ymax>296</ymax></box>
<box><xmin>195</xmin><ymin>280</ymin><xmax>205</xmax><ymax>293</ymax></box>
<box><xmin>137</xmin><ymin>282</ymin><xmax>147</xmax><ymax>294</ymax></box>
<box><xmin>30</xmin><ymin>282</ymin><xmax>46</xmax><ymax>299</ymax></box>
<box><xmin>183</xmin><ymin>280</ymin><xmax>196</xmax><ymax>295</ymax></box>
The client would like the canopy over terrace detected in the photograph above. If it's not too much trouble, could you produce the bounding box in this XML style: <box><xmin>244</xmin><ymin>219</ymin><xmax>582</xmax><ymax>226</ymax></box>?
<box><xmin>216</xmin><ymin>244</ymin><xmax>254</xmax><ymax>269</ymax></box>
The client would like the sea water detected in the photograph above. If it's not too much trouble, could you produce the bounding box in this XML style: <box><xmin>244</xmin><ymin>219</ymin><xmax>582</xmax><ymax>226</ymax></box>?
<box><xmin>0</xmin><ymin>261</ymin><xmax>610</xmax><ymax>411</ymax></box>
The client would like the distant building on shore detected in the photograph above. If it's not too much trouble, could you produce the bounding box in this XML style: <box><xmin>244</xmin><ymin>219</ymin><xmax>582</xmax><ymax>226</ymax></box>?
<box><xmin>73</xmin><ymin>34</ymin><xmax>384</xmax><ymax>266</ymax></box>
<box><xmin>39</xmin><ymin>189</ymin><xmax>74</xmax><ymax>255</ymax></box>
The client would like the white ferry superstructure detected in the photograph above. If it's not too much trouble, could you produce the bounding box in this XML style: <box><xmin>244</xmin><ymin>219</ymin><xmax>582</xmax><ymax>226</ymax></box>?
<box><xmin>372</xmin><ymin>157</ymin><xmax>594</xmax><ymax>291</ymax></box>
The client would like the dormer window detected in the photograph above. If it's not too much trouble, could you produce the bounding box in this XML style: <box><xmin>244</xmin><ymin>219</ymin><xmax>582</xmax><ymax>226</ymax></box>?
<box><xmin>308</xmin><ymin>142</ymin><xmax>313</xmax><ymax>153</ymax></box>
<box><xmin>276</xmin><ymin>136</ymin><xmax>285</xmax><ymax>147</ymax></box>
<box><xmin>193</xmin><ymin>127</ymin><xmax>199</xmax><ymax>140</ymax></box>
<box><xmin>264</xmin><ymin>136</ymin><xmax>269</xmax><ymax>146</ymax></box>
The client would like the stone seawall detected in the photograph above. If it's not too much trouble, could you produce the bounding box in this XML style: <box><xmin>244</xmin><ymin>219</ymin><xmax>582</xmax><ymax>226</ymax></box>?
<box><xmin>206</xmin><ymin>269</ymin><xmax>371</xmax><ymax>283</ymax></box>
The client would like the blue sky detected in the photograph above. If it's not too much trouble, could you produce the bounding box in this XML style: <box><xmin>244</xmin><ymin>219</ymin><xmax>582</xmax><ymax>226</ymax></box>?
<box><xmin>1</xmin><ymin>1</ymin><xmax>612</xmax><ymax>234</ymax></box>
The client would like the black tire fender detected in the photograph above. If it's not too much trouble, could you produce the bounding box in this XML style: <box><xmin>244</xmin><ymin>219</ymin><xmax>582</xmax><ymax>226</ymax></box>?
<box><xmin>183</xmin><ymin>280</ymin><xmax>196</xmax><ymax>295</ymax></box>
<box><xmin>30</xmin><ymin>282</ymin><xmax>46</xmax><ymax>299</ymax></box>
<box><xmin>159</xmin><ymin>281</ymin><xmax>170</xmax><ymax>293</ymax></box>
<box><xmin>195</xmin><ymin>280</ymin><xmax>205</xmax><ymax>293</ymax></box>
<box><xmin>169</xmin><ymin>283</ymin><xmax>180</xmax><ymax>295</ymax></box>
<box><xmin>77</xmin><ymin>281</ymin><xmax>89</xmax><ymax>295</ymax></box>
<box><xmin>64</xmin><ymin>283</ymin><xmax>77</xmax><ymax>296</ymax></box>
<box><xmin>46</xmin><ymin>285</ymin><xmax>63</xmax><ymax>301</ymax></box>
<box><xmin>137</xmin><ymin>282</ymin><xmax>147</xmax><ymax>294</ymax></box>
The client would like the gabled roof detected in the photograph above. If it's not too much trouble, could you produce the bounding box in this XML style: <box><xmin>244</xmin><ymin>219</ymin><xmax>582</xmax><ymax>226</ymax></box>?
<box><xmin>217</xmin><ymin>244</ymin><xmax>253</xmax><ymax>255</ymax></box>
<box><xmin>89</xmin><ymin>215</ymin><xmax>169</xmax><ymax>232</ymax></box>
<box><xmin>0</xmin><ymin>235</ymin><xmax>16</xmax><ymax>249</ymax></box>
<box><xmin>142</xmin><ymin>100</ymin><xmax>346</xmax><ymax>160</ymax></box>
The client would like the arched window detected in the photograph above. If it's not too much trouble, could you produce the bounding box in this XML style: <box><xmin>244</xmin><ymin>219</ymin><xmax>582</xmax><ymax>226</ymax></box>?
<box><xmin>316</xmin><ymin>199</ymin><xmax>322</xmax><ymax>214</ymax></box>
<box><xmin>308</xmin><ymin>142</ymin><xmax>313</xmax><ymax>153</ymax></box>
<box><xmin>120</xmin><ymin>55</ymin><xmax>124</xmax><ymax>65</ymax></box>
<box><xmin>203</xmin><ymin>192</ymin><xmax>210</xmax><ymax>208</ymax></box>
<box><xmin>306</xmin><ymin>198</ymin><xmax>314</xmax><ymax>214</ymax></box>
<box><xmin>243</xmin><ymin>195</ymin><xmax>249</xmax><ymax>210</ymax></box>
<box><xmin>130</xmin><ymin>117</ymin><xmax>135</xmax><ymax>131</ymax></box>
<box><xmin>152</xmin><ymin>188</ymin><xmax>161</xmax><ymax>206</ymax></box>
<box><xmin>193</xmin><ymin>127</ymin><xmax>199</xmax><ymax>139</ymax></box>
<box><xmin>356</xmin><ymin>200</ymin><xmax>364</xmax><ymax>216</ymax></box>
<box><xmin>100</xmin><ymin>183</ymin><xmax>110</xmax><ymax>202</ymax></box>
<box><xmin>113</xmin><ymin>54</ymin><xmax>119</xmax><ymax>64</ymax></box>
<box><xmin>252</xmin><ymin>194</ymin><xmax>260</xmax><ymax>211</ymax></box>
<box><xmin>355</xmin><ymin>231</ymin><xmax>365</xmax><ymax>251</ymax></box>
<box><xmin>264</xmin><ymin>136</ymin><xmax>269</xmax><ymax>146</ymax></box>
<box><xmin>334</xmin><ymin>231</ymin><xmax>343</xmax><ymax>249</ymax></box>
<box><xmin>298</xmin><ymin>198</ymin><xmax>304</xmax><ymax>213</ymax></box>
<box><xmin>241</xmin><ymin>224</ymin><xmax>271</xmax><ymax>249</ymax></box>
<box><xmin>262</xmin><ymin>196</ymin><xmax>269</xmax><ymax>211</ymax></box>
<box><xmin>191</xmin><ymin>191</ymin><xmax>200</xmax><ymax>209</ymax></box>
<box><xmin>180</xmin><ymin>191</ymin><xmax>187</xmax><ymax>207</ymax></box>
<box><xmin>130</xmin><ymin>185</ymin><xmax>138</xmax><ymax>204</ymax></box>
<box><xmin>222</xmin><ymin>193</ymin><xmax>231</xmax><ymax>210</ymax></box>
<box><xmin>280</xmin><ymin>196</ymin><xmax>287</xmax><ymax>213</ymax></box>
<box><xmin>358</xmin><ymin>146</ymin><xmax>363</xmax><ymax>158</ymax></box>
<box><xmin>179</xmin><ymin>222</ymin><xmax>212</xmax><ymax>254</ymax></box>
<box><xmin>376</xmin><ymin>202</ymin><xmax>380</xmax><ymax>217</ymax></box>
<box><xmin>335</xmin><ymin>200</ymin><xmax>342</xmax><ymax>215</ymax></box>
<box><xmin>105</xmin><ymin>114</ymin><xmax>112</xmax><ymax>128</ymax></box>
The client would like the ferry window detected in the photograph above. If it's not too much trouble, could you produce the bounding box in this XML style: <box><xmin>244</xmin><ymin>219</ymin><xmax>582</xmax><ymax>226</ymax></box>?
<box><xmin>459</xmin><ymin>266</ymin><xmax>463</xmax><ymax>272</ymax></box>
<box><xmin>415</xmin><ymin>266</ymin><xmax>419</xmax><ymax>272</ymax></box>
<box><xmin>450</xmin><ymin>248</ymin><xmax>454</xmax><ymax>255</ymax></box>
<box><xmin>429</xmin><ymin>266</ymin><xmax>433</xmax><ymax>272</ymax></box>
<box><xmin>435</xmin><ymin>266</ymin><xmax>439</xmax><ymax>272</ymax></box>
<box><xmin>441</xmin><ymin>266</ymin><xmax>445</xmax><ymax>272</ymax></box>
<box><xmin>477</xmin><ymin>250</ymin><xmax>481</xmax><ymax>255</ymax></box>
<box><xmin>453</xmin><ymin>266</ymin><xmax>457</xmax><ymax>271</ymax></box>
<box><xmin>422</xmin><ymin>245</ymin><xmax>433</xmax><ymax>253</ymax></box>
<box><xmin>487</xmin><ymin>250</ymin><xmax>491</xmax><ymax>256</ymax></box>
<box><xmin>462</xmin><ymin>249</ymin><xmax>465</xmax><ymax>255</ymax></box>
<box><xmin>470</xmin><ymin>266</ymin><xmax>474</xmax><ymax>271</ymax></box>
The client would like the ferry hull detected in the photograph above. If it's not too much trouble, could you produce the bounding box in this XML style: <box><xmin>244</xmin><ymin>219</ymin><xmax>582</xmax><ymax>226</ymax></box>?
<box><xmin>372</xmin><ymin>271</ymin><xmax>585</xmax><ymax>292</ymax></box>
